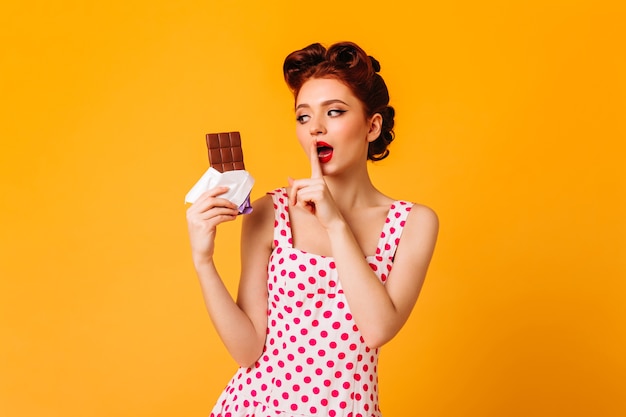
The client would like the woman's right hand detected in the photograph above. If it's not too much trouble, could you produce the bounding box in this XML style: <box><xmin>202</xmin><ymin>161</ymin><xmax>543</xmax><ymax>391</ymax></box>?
<box><xmin>186</xmin><ymin>186</ymin><xmax>239</xmax><ymax>266</ymax></box>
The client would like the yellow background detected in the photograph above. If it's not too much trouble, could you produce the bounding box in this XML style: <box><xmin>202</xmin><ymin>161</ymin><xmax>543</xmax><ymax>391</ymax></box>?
<box><xmin>1</xmin><ymin>1</ymin><xmax>625</xmax><ymax>416</ymax></box>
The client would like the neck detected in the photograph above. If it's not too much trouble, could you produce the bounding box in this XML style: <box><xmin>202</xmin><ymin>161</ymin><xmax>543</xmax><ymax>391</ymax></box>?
<box><xmin>323</xmin><ymin>167</ymin><xmax>381</xmax><ymax>211</ymax></box>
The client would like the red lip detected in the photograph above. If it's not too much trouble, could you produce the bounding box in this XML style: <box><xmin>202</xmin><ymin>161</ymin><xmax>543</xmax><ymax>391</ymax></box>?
<box><xmin>316</xmin><ymin>141</ymin><xmax>333</xmax><ymax>163</ymax></box>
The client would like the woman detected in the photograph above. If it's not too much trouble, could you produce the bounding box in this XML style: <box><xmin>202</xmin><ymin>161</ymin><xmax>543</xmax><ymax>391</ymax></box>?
<box><xmin>187</xmin><ymin>41</ymin><xmax>439</xmax><ymax>417</ymax></box>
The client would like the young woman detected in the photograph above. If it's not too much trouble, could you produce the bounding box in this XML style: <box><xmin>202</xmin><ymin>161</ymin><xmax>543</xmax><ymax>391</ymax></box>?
<box><xmin>186</xmin><ymin>41</ymin><xmax>439</xmax><ymax>417</ymax></box>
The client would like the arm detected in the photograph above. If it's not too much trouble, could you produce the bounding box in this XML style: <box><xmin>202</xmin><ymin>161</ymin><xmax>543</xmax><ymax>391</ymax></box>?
<box><xmin>325</xmin><ymin>204</ymin><xmax>438</xmax><ymax>348</ymax></box>
<box><xmin>187</xmin><ymin>188</ymin><xmax>273</xmax><ymax>367</ymax></box>
<box><xmin>289</xmin><ymin>143</ymin><xmax>438</xmax><ymax>348</ymax></box>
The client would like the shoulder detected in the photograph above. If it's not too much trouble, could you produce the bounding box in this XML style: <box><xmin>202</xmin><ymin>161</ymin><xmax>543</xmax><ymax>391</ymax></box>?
<box><xmin>400</xmin><ymin>203</ymin><xmax>439</xmax><ymax>252</ymax></box>
<box><xmin>407</xmin><ymin>203</ymin><xmax>438</xmax><ymax>227</ymax></box>
<box><xmin>382</xmin><ymin>192</ymin><xmax>438</xmax><ymax>232</ymax></box>
<box><xmin>246</xmin><ymin>193</ymin><xmax>275</xmax><ymax>222</ymax></box>
<box><xmin>242</xmin><ymin>194</ymin><xmax>275</xmax><ymax>232</ymax></box>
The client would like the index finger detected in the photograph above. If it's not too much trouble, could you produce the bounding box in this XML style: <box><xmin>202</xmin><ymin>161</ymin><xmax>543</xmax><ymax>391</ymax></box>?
<box><xmin>310</xmin><ymin>140</ymin><xmax>322</xmax><ymax>179</ymax></box>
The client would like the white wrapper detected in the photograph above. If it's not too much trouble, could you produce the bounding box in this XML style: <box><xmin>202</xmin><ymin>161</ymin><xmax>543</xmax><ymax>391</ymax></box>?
<box><xmin>185</xmin><ymin>167</ymin><xmax>254</xmax><ymax>213</ymax></box>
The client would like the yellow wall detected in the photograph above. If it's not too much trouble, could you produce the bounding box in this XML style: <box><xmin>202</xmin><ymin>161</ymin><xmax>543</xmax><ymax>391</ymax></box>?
<box><xmin>1</xmin><ymin>1</ymin><xmax>624</xmax><ymax>416</ymax></box>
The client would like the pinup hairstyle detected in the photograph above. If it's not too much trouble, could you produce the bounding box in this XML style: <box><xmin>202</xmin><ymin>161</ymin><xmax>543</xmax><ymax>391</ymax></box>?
<box><xmin>283</xmin><ymin>42</ymin><xmax>396</xmax><ymax>161</ymax></box>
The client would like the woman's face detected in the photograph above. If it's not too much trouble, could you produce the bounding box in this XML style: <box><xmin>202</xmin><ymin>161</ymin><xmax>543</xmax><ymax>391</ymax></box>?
<box><xmin>294</xmin><ymin>77</ymin><xmax>380</xmax><ymax>175</ymax></box>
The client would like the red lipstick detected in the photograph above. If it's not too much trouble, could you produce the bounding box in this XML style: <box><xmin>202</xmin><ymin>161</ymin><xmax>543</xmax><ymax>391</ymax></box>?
<box><xmin>316</xmin><ymin>141</ymin><xmax>333</xmax><ymax>163</ymax></box>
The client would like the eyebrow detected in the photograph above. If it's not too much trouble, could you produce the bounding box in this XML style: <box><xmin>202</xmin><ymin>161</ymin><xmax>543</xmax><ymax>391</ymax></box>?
<box><xmin>295</xmin><ymin>99</ymin><xmax>349</xmax><ymax>110</ymax></box>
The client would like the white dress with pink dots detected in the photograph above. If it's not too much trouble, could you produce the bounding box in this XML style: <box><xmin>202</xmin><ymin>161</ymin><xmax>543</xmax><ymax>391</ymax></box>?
<box><xmin>209</xmin><ymin>188</ymin><xmax>413</xmax><ymax>417</ymax></box>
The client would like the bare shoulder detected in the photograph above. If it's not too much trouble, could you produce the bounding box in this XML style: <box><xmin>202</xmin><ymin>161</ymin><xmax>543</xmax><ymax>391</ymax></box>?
<box><xmin>250</xmin><ymin>193</ymin><xmax>275</xmax><ymax>217</ymax></box>
<box><xmin>399</xmin><ymin>203</ymin><xmax>439</xmax><ymax>257</ymax></box>
<box><xmin>407</xmin><ymin>203</ymin><xmax>439</xmax><ymax>231</ymax></box>
<box><xmin>241</xmin><ymin>194</ymin><xmax>275</xmax><ymax>242</ymax></box>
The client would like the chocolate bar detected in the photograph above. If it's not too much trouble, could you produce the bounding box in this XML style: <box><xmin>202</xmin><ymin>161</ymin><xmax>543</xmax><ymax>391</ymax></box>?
<box><xmin>206</xmin><ymin>132</ymin><xmax>245</xmax><ymax>173</ymax></box>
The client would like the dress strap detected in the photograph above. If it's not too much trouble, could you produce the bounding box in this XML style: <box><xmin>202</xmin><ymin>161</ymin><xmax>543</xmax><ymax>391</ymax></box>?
<box><xmin>268</xmin><ymin>188</ymin><xmax>293</xmax><ymax>248</ymax></box>
<box><xmin>375</xmin><ymin>201</ymin><xmax>414</xmax><ymax>260</ymax></box>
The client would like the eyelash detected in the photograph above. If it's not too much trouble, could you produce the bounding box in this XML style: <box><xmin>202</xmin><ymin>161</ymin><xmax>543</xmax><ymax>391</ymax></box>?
<box><xmin>296</xmin><ymin>109</ymin><xmax>346</xmax><ymax>124</ymax></box>
<box><xmin>328</xmin><ymin>109</ymin><xmax>346</xmax><ymax>117</ymax></box>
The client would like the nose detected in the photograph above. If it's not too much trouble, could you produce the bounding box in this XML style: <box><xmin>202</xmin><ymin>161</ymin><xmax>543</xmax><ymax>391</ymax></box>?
<box><xmin>309</xmin><ymin>119</ymin><xmax>326</xmax><ymax>136</ymax></box>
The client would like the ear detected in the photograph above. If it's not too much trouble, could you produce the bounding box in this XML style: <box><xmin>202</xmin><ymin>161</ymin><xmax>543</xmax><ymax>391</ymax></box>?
<box><xmin>366</xmin><ymin>113</ymin><xmax>383</xmax><ymax>143</ymax></box>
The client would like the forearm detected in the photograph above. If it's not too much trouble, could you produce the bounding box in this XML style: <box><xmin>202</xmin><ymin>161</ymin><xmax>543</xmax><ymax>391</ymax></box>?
<box><xmin>326</xmin><ymin>221</ymin><xmax>401</xmax><ymax>348</ymax></box>
<box><xmin>194</xmin><ymin>260</ymin><xmax>265</xmax><ymax>367</ymax></box>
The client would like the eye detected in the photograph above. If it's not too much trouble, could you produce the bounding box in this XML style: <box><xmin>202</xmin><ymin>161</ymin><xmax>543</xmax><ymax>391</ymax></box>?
<box><xmin>296</xmin><ymin>114</ymin><xmax>310</xmax><ymax>124</ymax></box>
<box><xmin>328</xmin><ymin>109</ymin><xmax>346</xmax><ymax>117</ymax></box>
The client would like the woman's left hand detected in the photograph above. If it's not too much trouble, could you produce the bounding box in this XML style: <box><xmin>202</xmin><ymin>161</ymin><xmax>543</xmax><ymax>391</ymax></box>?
<box><xmin>288</xmin><ymin>141</ymin><xmax>344</xmax><ymax>230</ymax></box>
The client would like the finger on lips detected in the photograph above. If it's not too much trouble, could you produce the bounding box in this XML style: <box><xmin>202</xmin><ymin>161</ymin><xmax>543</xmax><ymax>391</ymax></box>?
<box><xmin>310</xmin><ymin>140</ymin><xmax>322</xmax><ymax>178</ymax></box>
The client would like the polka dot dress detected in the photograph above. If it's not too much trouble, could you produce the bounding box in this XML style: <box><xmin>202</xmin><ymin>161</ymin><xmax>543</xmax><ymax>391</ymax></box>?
<box><xmin>209</xmin><ymin>188</ymin><xmax>413</xmax><ymax>417</ymax></box>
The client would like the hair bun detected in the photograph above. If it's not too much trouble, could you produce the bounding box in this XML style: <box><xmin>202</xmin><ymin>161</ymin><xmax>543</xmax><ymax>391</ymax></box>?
<box><xmin>369</xmin><ymin>56</ymin><xmax>381</xmax><ymax>72</ymax></box>
<box><xmin>283</xmin><ymin>43</ymin><xmax>327</xmax><ymax>90</ymax></box>
<box><xmin>332</xmin><ymin>44</ymin><xmax>359</xmax><ymax>68</ymax></box>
